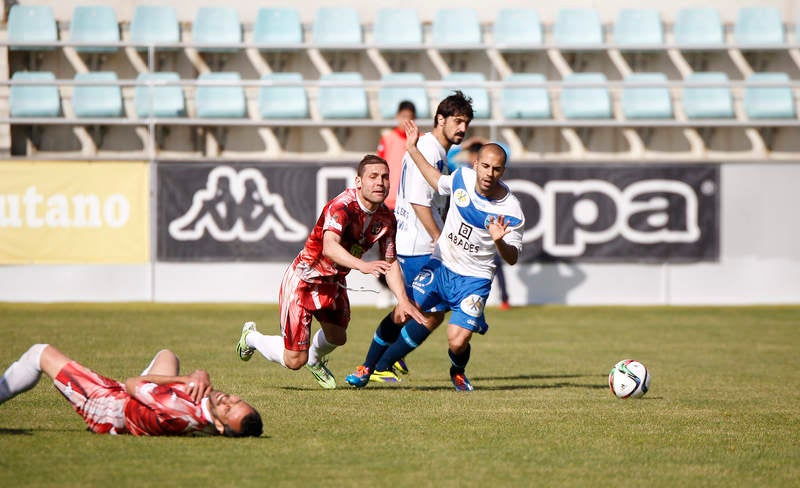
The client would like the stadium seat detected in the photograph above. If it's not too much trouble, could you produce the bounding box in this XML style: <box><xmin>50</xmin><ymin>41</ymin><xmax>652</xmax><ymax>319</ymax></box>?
<box><xmin>613</xmin><ymin>9</ymin><xmax>663</xmax><ymax>48</ymax></box>
<box><xmin>70</xmin><ymin>6</ymin><xmax>119</xmax><ymax>53</ymax></box>
<box><xmin>9</xmin><ymin>71</ymin><xmax>61</xmax><ymax>117</ymax></box>
<box><xmin>493</xmin><ymin>9</ymin><xmax>543</xmax><ymax>49</ymax></box>
<box><xmin>378</xmin><ymin>73</ymin><xmax>429</xmax><ymax>119</ymax></box>
<box><xmin>7</xmin><ymin>5</ymin><xmax>58</xmax><ymax>51</ymax></box>
<box><xmin>682</xmin><ymin>72</ymin><xmax>734</xmax><ymax>119</ymax></box>
<box><xmin>253</xmin><ymin>8</ymin><xmax>303</xmax><ymax>47</ymax></box>
<box><xmin>192</xmin><ymin>7</ymin><xmax>241</xmax><ymax>53</ymax></box>
<box><xmin>734</xmin><ymin>7</ymin><xmax>784</xmax><ymax>47</ymax></box>
<box><xmin>72</xmin><ymin>72</ymin><xmax>123</xmax><ymax>118</ymax></box>
<box><xmin>313</xmin><ymin>8</ymin><xmax>362</xmax><ymax>46</ymax></box>
<box><xmin>374</xmin><ymin>8</ymin><xmax>423</xmax><ymax>47</ymax></box>
<box><xmin>432</xmin><ymin>8</ymin><xmax>482</xmax><ymax>47</ymax></box>
<box><xmin>442</xmin><ymin>73</ymin><xmax>490</xmax><ymax>118</ymax></box>
<box><xmin>554</xmin><ymin>8</ymin><xmax>603</xmax><ymax>46</ymax></box>
<box><xmin>500</xmin><ymin>73</ymin><xmax>550</xmax><ymax>119</ymax></box>
<box><xmin>621</xmin><ymin>73</ymin><xmax>673</xmax><ymax>119</ymax></box>
<box><xmin>674</xmin><ymin>8</ymin><xmax>724</xmax><ymax>47</ymax></box>
<box><xmin>134</xmin><ymin>72</ymin><xmax>185</xmax><ymax>118</ymax></box>
<box><xmin>744</xmin><ymin>72</ymin><xmax>796</xmax><ymax>119</ymax></box>
<box><xmin>195</xmin><ymin>72</ymin><xmax>247</xmax><ymax>118</ymax></box>
<box><xmin>258</xmin><ymin>73</ymin><xmax>309</xmax><ymax>119</ymax></box>
<box><xmin>318</xmin><ymin>73</ymin><xmax>369</xmax><ymax>118</ymax></box>
<box><xmin>130</xmin><ymin>5</ymin><xmax>180</xmax><ymax>50</ymax></box>
<box><xmin>560</xmin><ymin>73</ymin><xmax>612</xmax><ymax>119</ymax></box>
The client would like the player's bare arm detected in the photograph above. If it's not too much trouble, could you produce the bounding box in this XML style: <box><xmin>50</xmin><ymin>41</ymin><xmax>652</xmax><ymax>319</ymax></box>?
<box><xmin>384</xmin><ymin>260</ymin><xmax>428</xmax><ymax>325</ymax></box>
<box><xmin>403</xmin><ymin>119</ymin><xmax>443</xmax><ymax>190</ymax></box>
<box><xmin>410</xmin><ymin>203</ymin><xmax>441</xmax><ymax>242</ymax></box>
<box><xmin>126</xmin><ymin>369</ymin><xmax>212</xmax><ymax>403</ymax></box>
<box><xmin>489</xmin><ymin>215</ymin><xmax>519</xmax><ymax>265</ymax></box>
<box><xmin>322</xmin><ymin>230</ymin><xmax>392</xmax><ymax>278</ymax></box>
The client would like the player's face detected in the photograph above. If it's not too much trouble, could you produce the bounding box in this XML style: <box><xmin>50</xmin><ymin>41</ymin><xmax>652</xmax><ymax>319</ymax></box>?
<box><xmin>208</xmin><ymin>390</ymin><xmax>254</xmax><ymax>435</ymax></box>
<box><xmin>473</xmin><ymin>152</ymin><xmax>506</xmax><ymax>198</ymax></box>
<box><xmin>356</xmin><ymin>162</ymin><xmax>390</xmax><ymax>209</ymax></box>
<box><xmin>441</xmin><ymin>114</ymin><xmax>471</xmax><ymax>146</ymax></box>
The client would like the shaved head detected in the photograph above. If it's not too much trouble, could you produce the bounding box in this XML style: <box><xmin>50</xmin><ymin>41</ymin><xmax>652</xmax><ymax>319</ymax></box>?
<box><xmin>477</xmin><ymin>143</ymin><xmax>507</xmax><ymax>166</ymax></box>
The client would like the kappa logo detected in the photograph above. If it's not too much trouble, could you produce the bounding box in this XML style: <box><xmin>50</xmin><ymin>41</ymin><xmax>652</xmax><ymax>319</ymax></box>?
<box><xmin>169</xmin><ymin>166</ymin><xmax>308</xmax><ymax>242</ymax></box>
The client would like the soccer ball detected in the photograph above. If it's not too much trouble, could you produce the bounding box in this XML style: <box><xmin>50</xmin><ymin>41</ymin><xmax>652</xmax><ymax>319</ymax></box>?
<box><xmin>608</xmin><ymin>359</ymin><xmax>651</xmax><ymax>399</ymax></box>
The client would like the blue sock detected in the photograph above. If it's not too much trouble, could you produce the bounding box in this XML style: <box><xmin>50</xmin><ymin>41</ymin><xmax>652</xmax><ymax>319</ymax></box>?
<box><xmin>449</xmin><ymin>343</ymin><xmax>471</xmax><ymax>376</ymax></box>
<box><xmin>375</xmin><ymin>321</ymin><xmax>430</xmax><ymax>371</ymax></box>
<box><xmin>362</xmin><ymin>312</ymin><xmax>402</xmax><ymax>370</ymax></box>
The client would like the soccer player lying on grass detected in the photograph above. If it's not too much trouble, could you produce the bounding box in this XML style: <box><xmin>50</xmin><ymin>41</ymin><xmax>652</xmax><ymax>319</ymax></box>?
<box><xmin>0</xmin><ymin>344</ymin><xmax>263</xmax><ymax>437</ymax></box>
<box><xmin>345</xmin><ymin>120</ymin><xmax>525</xmax><ymax>391</ymax></box>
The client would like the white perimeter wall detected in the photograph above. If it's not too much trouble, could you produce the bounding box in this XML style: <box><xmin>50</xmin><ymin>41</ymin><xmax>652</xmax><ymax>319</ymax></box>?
<box><xmin>1</xmin><ymin>163</ymin><xmax>799</xmax><ymax>305</ymax></box>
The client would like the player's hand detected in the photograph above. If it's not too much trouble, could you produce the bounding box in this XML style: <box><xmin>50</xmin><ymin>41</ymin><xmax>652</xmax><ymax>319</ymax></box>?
<box><xmin>359</xmin><ymin>260</ymin><xmax>392</xmax><ymax>278</ymax></box>
<box><xmin>403</xmin><ymin>119</ymin><xmax>420</xmax><ymax>151</ymax></box>
<box><xmin>186</xmin><ymin>370</ymin><xmax>212</xmax><ymax>403</ymax></box>
<box><xmin>393</xmin><ymin>298</ymin><xmax>428</xmax><ymax>326</ymax></box>
<box><xmin>488</xmin><ymin>215</ymin><xmax>511</xmax><ymax>242</ymax></box>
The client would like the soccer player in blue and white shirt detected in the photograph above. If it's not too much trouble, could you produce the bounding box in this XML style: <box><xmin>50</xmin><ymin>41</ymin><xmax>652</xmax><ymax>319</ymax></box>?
<box><xmin>345</xmin><ymin>92</ymin><xmax>474</xmax><ymax>386</ymax></box>
<box><xmin>352</xmin><ymin>120</ymin><xmax>525</xmax><ymax>391</ymax></box>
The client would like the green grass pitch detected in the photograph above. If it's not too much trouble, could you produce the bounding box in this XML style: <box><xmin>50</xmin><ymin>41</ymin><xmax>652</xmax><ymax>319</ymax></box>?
<box><xmin>1</xmin><ymin>303</ymin><xmax>798</xmax><ymax>487</ymax></box>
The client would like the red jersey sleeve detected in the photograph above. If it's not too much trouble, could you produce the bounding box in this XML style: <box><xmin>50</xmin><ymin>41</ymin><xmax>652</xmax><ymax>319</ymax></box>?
<box><xmin>125</xmin><ymin>380</ymin><xmax>213</xmax><ymax>436</ymax></box>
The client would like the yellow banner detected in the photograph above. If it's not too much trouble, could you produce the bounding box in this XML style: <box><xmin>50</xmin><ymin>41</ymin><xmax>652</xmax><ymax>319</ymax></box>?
<box><xmin>0</xmin><ymin>161</ymin><xmax>149</xmax><ymax>264</ymax></box>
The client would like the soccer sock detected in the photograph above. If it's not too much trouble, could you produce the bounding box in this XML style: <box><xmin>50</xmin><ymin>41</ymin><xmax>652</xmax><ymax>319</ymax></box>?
<box><xmin>362</xmin><ymin>312</ymin><xmax>403</xmax><ymax>370</ymax></box>
<box><xmin>307</xmin><ymin>329</ymin><xmax>337</xmax><ymax>366</ymax></box>
<box><xmin>246</xmin><ymin>331</ymin><xmax>286</xmax><ymax>367</ymax></box>
<box><xmin>0</xmin><ymin>344</ymin><xmax>47</xmax><ymax>405</ymax></box>
<box><xmin>449</xmin><ymin>343</ymin><xmax>471</xmax><ymax>376</ymax></box>
<box><xmin>375</xmin><ymin>321</ymin><xmax>431</xmax><ymax>372</ymax></box>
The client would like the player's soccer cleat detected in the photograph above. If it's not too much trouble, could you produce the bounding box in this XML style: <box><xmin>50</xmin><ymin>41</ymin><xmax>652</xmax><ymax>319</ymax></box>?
<box><xmin>306</xmin><ymin>358</ymin><xmax>336</xmax><ymax>389</ymax></box>
<box><xmin>345</xmin><ymin>365</ymin><xmax>372</xmax><ymax>388</ymax></box>
<box><xmin>393</xmin><ymin>358</ymin><xmax>409</xmax><ymax>375</ymax></box>
<box><xmin>451</xmin><ymin>372</ymin><xmax>474</xmax><ymax>391</ymax></box>
<box><xmin>369</xmin><ymin>369</ymin><xmax>402</xmax><ymax>383</ymax></box>
<box><xmin>236</xmin><ymin>321</ymin><xmax>257</xmax><ymax>361</ymax></box>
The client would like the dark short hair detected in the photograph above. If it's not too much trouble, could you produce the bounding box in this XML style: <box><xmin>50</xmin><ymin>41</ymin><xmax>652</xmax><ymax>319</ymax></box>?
<box><xmin>397</xmin><ymin>100</ymin><xmax>416</xmax><ymax>115</ymax></box>
<box><xmin>434</xmin><ymin>90</ymin><xmax>474</xmax><ymax>127</ymax></box>
<box><xmin>357</xmin><ymin>154</ymin><xmax>389</xmax><ymax>177</ymax></box>
<box><xmin>223</xmin><ymin>410</ymin><xmax>263</xmax><ymax>438</ymax></box>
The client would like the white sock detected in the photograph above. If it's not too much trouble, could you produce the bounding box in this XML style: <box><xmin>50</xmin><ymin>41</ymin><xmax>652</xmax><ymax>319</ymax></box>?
<box><xmin>247</xmin><ymin>331</ymin><xmax>286</xmax><ymax>367</ymax></box>
<box><xmin>307</xmin><ymin>329</ymin><xmax>337</xmax><ymax>366</ymax></box>
<box><xmin>0</xmin><ymin>344</ymin><xmax>47</xmax><ymax>405</ymax></box>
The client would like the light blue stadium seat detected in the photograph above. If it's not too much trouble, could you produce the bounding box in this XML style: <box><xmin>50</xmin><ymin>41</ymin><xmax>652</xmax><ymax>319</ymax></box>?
<box><xmin>313</xmin><ymin>8</ymin><xmax>362</xmax><ymax>46</ymax></box>
<box><xmin>7</xmin><ymin>5</ymin><xmax>58</xmax><ymax>51</ymax></box>
<box><xmin>70</xmin><ymin>6</ymin><xmax>119</xmax><ymax>54</ymax></box>
<box><xmin>442</xmin><ymin>73</ymin><xmax>490</xmax><ymax>118</ymax></box>
<box><xmin>378</xmin><ymin>73</ymin><xmax>429</xmax><ymax>119</ymax></box>
<box><xmin>501</xmin><ymin>74</ymin><xmax>550</xmax><ymax>119</ymax></box>
<box><xmin>134</xmin><ymin>72</ymin><xmax>185</xmax><ymax>118</ymax></box>
<box><xmin>10</xmin><ymin>71</ymin><xmax>61</xmax><ymax>117</ymax></box>
<box><xmin>253</xmin><ymin>8</ymin><xmax>303</xmax><ymax>46</ymax></box>
<box><xmin>614</xmin><ymin>9</ymin><xmax>663</xmax><ymax>48</ymax></box>
<box><xmin>195</xmin><ymin>72</ymin><xmax>247</xmax><ymax>118</ymax></box>
<box><xmin>72</xmin><ymin>72</ymin><xmax>123</xmax><ymax>118</ymax></box>
<box><xmin>258</xmin><ymin>73</ymin><xmax>308</xmax><ymax>119</ymax></box>
<box><xmin>674</xmin><ymin>8</ymin><xmax>724</xmax><ymax>47</ymax></box>
<box><xmin>554</xmin><ymin>9</ymin><xmax>603</xmax><ymax>46</ymax></box>
<box><xmin>318</xmin><ymin>73</ymin><xmax>369</xmax><ymax>119</ymax></box>
<box><xmin>682</xmin><ymin>72</ymin><xmax>734</xmax><ymax>119</ymax></box>
<box><xmin>744</xmin><ymin>73</ymin><xmax>795</xmax><ymax>119</ymax></box>
<box><xmin>192</xmin><ymin>7</ymin><xmax>241</xmax><ymax>53</ymax></box>
<box><xmin>130</xmin><ymin>5</ymin><xmax>180</xmax><ymax>50</ymax></box>
<box><xmin>734</xmin><ymin>7</ymin><xmax>784</xmax><ymax>47</ymax></box>
<box><xmin>560</xmin><ymin>73</ymin><xmax>612</xmax><ymax>119</ymax></box>
<box><xmin>622</xmin><ymin>73</ymin><xmax>673</xmax><ymax>119</ymax></box>
<box><xmin>432</xmin><ymin>8</ymin><xmax>482</xmax><ymax>47</ymax></box>
<box><xmin>374</xmin><ymin>8</ymin><xmax>423</xmax><ymax>47</ymax></box>
<box><xmin>493</xmin><ymin>9</ymin><xmax>542</xmax><ymax>49</ymax></box>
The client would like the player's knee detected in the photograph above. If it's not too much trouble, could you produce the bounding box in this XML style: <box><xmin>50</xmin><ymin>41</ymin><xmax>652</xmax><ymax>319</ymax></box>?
<box><xmin>284</xmin><ymin>356</ymin><xmax>306</xmax><ymax>370</ymax></box>
<box><xmin>448</xmin><ymin>336</ymin><xmax>470</xmax><ymax>353</ymax></box>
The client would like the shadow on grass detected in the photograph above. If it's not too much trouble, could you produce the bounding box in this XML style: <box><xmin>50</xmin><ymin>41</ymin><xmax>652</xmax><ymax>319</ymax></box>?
<box><xmin>407</xmin><ymin>382</ymin><xmax>608</xmax><ymax>392</ymax></box>
<box><xmin>0</xmin><ymin>427</ymin><xmax>34</xmax><ymax>435</ymax></box>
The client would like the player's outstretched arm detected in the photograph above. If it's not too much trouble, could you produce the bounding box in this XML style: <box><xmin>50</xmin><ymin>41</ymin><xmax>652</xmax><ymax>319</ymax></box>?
<box><xmin>403</xmin><ymin>120</ymin><xmax>442</xmax><ymax>190</ymax></box>
<box><xmin>489</xmin><ymin>215</ymin><xmax>519</xmax><ymax>265</ymax></box>
<box><xmin>322</xmin><ymin>230</ymin><xmax>391</xmax><ymax>278</ymax></box>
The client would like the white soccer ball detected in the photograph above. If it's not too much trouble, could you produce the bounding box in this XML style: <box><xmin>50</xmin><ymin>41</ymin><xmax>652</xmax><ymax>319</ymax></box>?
<box><xmin>608</xmin><ymin>359</ymin><xmax>651</xmax><ymax>399</ymax></box>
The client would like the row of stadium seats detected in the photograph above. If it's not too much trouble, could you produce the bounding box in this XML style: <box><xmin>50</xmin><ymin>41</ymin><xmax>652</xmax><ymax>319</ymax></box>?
<box><xmin>8</xmin><ymin>70</ymin><xmax>797</xmax><ymax>121</ymax></box>
<box><xmin>7</xmin><ymin>4</ymin><xmax>800</xmax><ymax>51</ymax></box>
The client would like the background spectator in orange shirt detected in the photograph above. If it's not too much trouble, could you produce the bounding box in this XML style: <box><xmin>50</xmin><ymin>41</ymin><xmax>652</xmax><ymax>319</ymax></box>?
<box><xmin>377</xmin><ymin>100</ymin><xmax>417</xmax><ymax>211</ymax></box>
